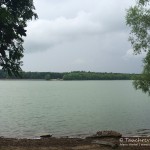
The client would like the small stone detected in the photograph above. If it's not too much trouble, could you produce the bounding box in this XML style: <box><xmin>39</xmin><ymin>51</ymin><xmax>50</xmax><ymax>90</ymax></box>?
<box><xmin>40</xmin><ymin>134</ymin><xmax>52</xmax><ymax>138</ymax></box>
<box><xmin>96</xmin><ymin>131</ymin><xmax>122</xmax><ymax>137</ymax></box>
<box><xmin>86</xmin><ymin>130</ymin><xmax>122</xmax><ymax>139</ymax></box>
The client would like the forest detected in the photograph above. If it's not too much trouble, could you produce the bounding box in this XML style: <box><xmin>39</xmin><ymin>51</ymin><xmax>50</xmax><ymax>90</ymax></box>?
<box><xmin>0</xmin><ymin>70</ymin><xmax>138</xmax><ymax>80</ymax></box>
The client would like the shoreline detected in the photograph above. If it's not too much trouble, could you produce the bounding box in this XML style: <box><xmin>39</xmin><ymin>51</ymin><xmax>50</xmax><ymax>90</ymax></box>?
<box><xmin>0</xmin><ymin>129</ymin><xmax>149</xmax><ymax>140</ymax></box>
<box><xmin>0</xmin><ymin>131</ymin><xmax>150</xmax><ymax>150</ymax></box>
<box><xmin>0</xmin><ymin>131</ymin><xmax>120</xmax><ymax>150</ymax></box>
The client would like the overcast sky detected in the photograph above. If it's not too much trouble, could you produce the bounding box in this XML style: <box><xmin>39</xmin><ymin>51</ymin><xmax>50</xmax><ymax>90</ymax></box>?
<box><xmin>22</xmin><ymin>0</ymin><xmax>145</xmax><ymax>73</ymax></box>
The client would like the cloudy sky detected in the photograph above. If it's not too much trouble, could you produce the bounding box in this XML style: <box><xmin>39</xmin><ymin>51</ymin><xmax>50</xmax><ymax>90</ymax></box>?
<box><xmin>22</xmin><ymin>0</ymin><xmax>145</xmax><ymax>73</ymax></box>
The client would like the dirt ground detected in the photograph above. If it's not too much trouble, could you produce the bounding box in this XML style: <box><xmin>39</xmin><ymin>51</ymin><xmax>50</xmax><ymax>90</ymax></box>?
<box><xmin>0</xmin><ymin>136</ymin><xmax>150</xmax><ymax>150</ymax></box>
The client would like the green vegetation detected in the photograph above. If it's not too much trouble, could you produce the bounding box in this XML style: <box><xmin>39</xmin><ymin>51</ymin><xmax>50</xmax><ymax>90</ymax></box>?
<box><xmin>45</xmin><ymin>74</ymin><xmax>51</xmax><ymax>80</ymax></box>
<box><xmin>126</xmin><ymin>0</ymin><xmax>150</xmax><ymax>94</ymax></box>
<box><xmin>0</xmin><ymin>0</ymin><xmax>37</xmax><ymax>76</ymax></box>
<box><xmin>0</xmin><ymin>70</ymin><xmax>65</xmax><ymax>79</ymax></box>
<box><xmin>63</xmin><ymin>71</ymin><xmax>136</xmax><ymax>80</ymax></box>
<box><xmin>0</xmin><ymin>70</ymin><xmax>138</xmax><ymax>80</ymax></box>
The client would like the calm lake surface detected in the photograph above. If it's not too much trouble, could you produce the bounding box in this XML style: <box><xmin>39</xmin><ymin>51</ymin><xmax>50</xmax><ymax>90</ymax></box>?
<box><xmin>0</xmin><ymin>80</ymin><xmax>150</xmax><ymax>138</ymax></box>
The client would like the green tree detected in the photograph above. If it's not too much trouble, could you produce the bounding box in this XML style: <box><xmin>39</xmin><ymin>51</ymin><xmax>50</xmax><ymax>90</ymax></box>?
<box><xmin>0</xmin><ymin>0</ymin><xmax>37</xmax><ymax>76</ymax></box>
<box><xmin>45</xmin><ymin>74</ymin><xmax>51</xmax><ymax>80</ymax></box>
<box><xmin>126</xmin><ymin>0</ymin><xmax>150</xmax><ymax>95</ymax></box>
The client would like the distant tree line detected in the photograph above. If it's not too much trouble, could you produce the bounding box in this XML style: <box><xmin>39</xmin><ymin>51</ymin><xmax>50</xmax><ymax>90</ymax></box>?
<box><xmin>0</xmin><ymin>70</ymin><xmax>65</xmax><ymax>80</ymax></box>
<box><xmin>63</xmin><ymin>71</ymin><xmax>137</xmax><ymax>80</ymax></box>
<box><xmin>0</xmin><ymin>70</ymin><xmax>138</xmax><ymax>80</ymax></box>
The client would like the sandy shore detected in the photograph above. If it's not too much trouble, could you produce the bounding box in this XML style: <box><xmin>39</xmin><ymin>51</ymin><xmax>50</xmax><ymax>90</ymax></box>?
<box><xmin>0</xmin><ymin>131</ymin><xmax>150</xmax><ymax>150</ymax></box>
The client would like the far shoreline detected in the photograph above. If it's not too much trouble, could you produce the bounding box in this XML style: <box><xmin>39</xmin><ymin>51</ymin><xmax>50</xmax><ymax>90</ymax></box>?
<box><xmin>0</xmin><ymin>79</ymin><xmax>133</xmax><ymax>81</ymax></box>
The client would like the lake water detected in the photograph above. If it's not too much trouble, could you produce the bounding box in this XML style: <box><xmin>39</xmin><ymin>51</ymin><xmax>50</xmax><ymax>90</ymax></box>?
<box><xmin>0</xmin><ymin>80</ymin><xmax>150</xmax><ymax>138</ymax></box>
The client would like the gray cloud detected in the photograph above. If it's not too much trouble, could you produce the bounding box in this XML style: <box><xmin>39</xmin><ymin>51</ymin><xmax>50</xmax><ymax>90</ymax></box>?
<box><xmin>24</xmin><ymin>0</ymin><xmax>133</xmax><ymax>53</ymax></box>
<box><xmin>24</xmin><ymin>11</ymin><xmax>102</xmax><ymax>52</ymax></box>
<box><xmin>22</xmin><ymin>0</ymin><xmax>143</xmax><ymax>73</ymax></box>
